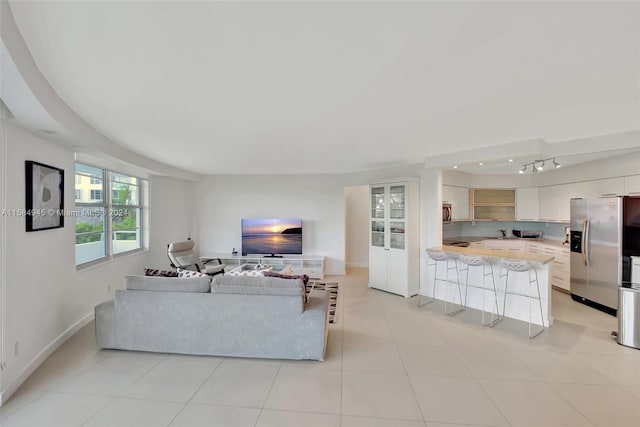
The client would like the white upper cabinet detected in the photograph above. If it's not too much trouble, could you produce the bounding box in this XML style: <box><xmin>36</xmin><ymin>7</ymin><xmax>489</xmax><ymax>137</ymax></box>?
<box><xmin>624</xmin><ymin>175</ymin><xmax>640</xmax><ymax>196</ymax></box>
<box><xmin>442</xmin><ymin>185</ymin><xmax>469</xmax><ymax>220</ymax></box>
<box><xmin>516</xmin><ymin>187</ymin><xmax>539</xmax><ymax>221</ymax></box>
<box><xmin>538</xmin><ymin>178</ymin><xmax>625</xmax><ymax>223</ymax></box>
<box><xmin>587</xmin><ymin>177</ymin><xmax>624</xmax><ymax>198</ymax></box>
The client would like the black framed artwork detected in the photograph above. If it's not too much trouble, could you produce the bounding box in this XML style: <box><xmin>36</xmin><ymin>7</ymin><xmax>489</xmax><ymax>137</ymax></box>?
<box><xmin>25</xmin><ymin>160</ymin><xmax>65</xmax><ymax>232</ymax></box>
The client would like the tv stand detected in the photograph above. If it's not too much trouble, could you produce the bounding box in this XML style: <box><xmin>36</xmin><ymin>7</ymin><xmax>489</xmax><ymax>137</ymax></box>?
<box><xmin>208</xmin><ymin>254</ymin><xmax>325</xmax><ymax>280</ymax></box>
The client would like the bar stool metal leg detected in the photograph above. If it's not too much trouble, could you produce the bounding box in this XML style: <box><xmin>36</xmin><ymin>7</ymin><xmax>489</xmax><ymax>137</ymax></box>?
<box><xmin>457</xmin><ymin>254</ymin><xmax>501</xmax><ymax>326</ymax></box>
<box><xmin>420</xmin><ymin>250</ymin><xmax>463</xmax><ymax>317</ymax></box>
<box><xmin>500</xmin><ymin>260</ymin><xmax>545</xmax><ymax>339</ymax></box>
<box><xmin>528</xmin><ymin>267</ymin><xmax>545</xmax><ymax>338</ymax></box>
<box><xmin>418</xmin><ymin>258</ymin><xmax>439</xmax><ymax>308</ymax></box>
<box><xmin>482</xmin><ymin>262</ymin><xmax>502</xmax><ymax>327</ymax></box>
<box><xmin>444</xmin><ymin>257</ymin><xmax>464</xmax><ymax>316</ymax></box>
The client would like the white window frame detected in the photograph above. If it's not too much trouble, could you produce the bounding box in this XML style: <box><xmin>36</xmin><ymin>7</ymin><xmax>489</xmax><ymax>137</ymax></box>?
<box><xmin>75</xmin><ymin>163</ymin><xmax>147</xmax><ymax>267</ymax></box>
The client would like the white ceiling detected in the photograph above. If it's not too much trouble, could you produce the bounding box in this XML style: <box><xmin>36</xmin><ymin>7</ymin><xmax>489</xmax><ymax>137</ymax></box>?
<box><xmin>6</xmin><ymin>1</ymin><xmax>640</xmax><ymax>175</ymax></box>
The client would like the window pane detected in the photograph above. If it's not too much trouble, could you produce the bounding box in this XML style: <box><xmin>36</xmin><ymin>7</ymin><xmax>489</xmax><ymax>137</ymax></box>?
<box><xmin>75</xmin><ymin>171</ymin><xmax>104</xmax><ymax>204</ymax></box>
<box><xmin>112</xmin><ymin>208</ymin><xmax>141</xmax><ymax>254</ymax></box>
<box><xmin>111</xmin><ymin>182</ymin><xmax>139</xmax><ymax>205</ymax></box>
<box><xmin>75</xmin><ymin>163</ymin><xmax>103</xmax><ymax>178</ymax></box>
<box><xmin>75</xmin><ymin>207</ymin><xmax>106</xmax><ymax>264</ymax></box>
<box><xmin>111</xmin><ymin>173</ymin><xmax>138</xmax><ymax>185</ymax></box>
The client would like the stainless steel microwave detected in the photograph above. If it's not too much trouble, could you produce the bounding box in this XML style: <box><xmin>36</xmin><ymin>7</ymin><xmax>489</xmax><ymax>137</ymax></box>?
<box><xmin>443</xmin><ymin>203</ymin><xmax>452</xmax><ymax>223</ymax></box>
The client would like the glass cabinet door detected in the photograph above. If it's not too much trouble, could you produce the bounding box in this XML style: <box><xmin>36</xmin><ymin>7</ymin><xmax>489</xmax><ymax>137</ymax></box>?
<box><xmin>370</xmin><ymin>184</ymin><xmax>407</xmax><ymax>251</ymax></box>
<box><xmin>389</xmin><ymin>221</ymin><xmax>405</xmax><ymax>249</ymax></box>
<box><xmin>371</xmin><ymin>186</ymin><xmax>386</xmax><ymax>219</ymax></box>
<box><xmin>389</xmin><ymin>185</ymin><xmax>405</xmax><ymax>219</ymax></box>
<box><xmin>371</xmin><ymin>220</ymin><xmax>385</xmax><ymax>247</ymax></box>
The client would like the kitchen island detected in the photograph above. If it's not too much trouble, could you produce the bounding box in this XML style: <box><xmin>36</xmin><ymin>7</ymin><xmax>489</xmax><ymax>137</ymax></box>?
<box><xmin>425</xmin><ymin>245</ymin><xmax>555</xmax><ymax>327</ymax></box>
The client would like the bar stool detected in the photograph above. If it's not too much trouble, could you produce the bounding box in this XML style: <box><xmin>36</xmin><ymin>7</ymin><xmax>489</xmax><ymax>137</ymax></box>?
<box><xmin>420</xmin><ymin>250</ymin><xmax>464</xmax><ymax>316</ymax></box>
<box><xmin>499</xmin><ymin>259</ymin><xmax>545</xmax><ymax>338</ymax></box>
<box><xmin>456</xmin><ymin>254</ymin><xmax>502</xmax><ymax>327</ymax></box>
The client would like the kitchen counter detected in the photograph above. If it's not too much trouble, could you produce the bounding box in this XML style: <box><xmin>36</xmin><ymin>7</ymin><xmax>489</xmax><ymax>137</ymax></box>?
<box><xmin>431</xmin><ymin>245</ymin><xmax>554</xmax><ymax>265</ymax></box>
<box><xmin>424</xmin><ymin>246</ymin><xmax>554</xmax><ymax>327</ymax></box>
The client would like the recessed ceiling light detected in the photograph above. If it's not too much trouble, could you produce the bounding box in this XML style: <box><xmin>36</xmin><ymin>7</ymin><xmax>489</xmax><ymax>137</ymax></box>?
<box><xmin>478</xmin><ymin>162</ymin><xmax>484</xmax><ymax>166</ymax></box>
<box><xmin>453</xmin><ymin>165</ymin><xmax>458</xmax><ymax>169</ymax></box>
<box><xmin>508</xmin><ymin>159</ymin><xmax>514</xmax><ymax>162</ymax></box>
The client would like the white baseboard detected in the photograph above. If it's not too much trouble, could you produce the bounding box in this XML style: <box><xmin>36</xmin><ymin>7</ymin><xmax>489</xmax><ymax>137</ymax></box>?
<box><xmin>0</xmin><ymin>311</ymin><xmax>94</xmax><ymax>407</ymax></box>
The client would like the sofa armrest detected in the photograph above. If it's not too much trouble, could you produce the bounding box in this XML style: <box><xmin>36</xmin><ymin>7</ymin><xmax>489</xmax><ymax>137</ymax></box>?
<box><xmin>95</xmin><ymin>300</ymin><xmax>115</xmax><ymax>349</ymax></box>
<box><xmin>300</xmin><ymin>289</ymin><xmax>330</xmax><ymax>361</ymax></box>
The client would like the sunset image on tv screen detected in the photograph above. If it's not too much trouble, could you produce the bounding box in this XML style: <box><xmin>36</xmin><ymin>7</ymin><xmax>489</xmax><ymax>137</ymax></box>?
<box><xmin>241</xmin><ymin>219</ymin><xmax>302</xmax><ymax>255</ymax></box>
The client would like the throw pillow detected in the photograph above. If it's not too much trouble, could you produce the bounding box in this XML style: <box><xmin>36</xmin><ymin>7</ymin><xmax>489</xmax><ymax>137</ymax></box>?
<box><xmin>144</xmin><ymin>268</ymin><xmax>179</xmax><ymax>277</ymax></box>
<box><xmin>262</xmin><ymin>271</ymin><xmax>310</xmax><ymax>285</ymax></box>
<box><xmin>225</xmin><ymin>270</ymin><xmax>265</xmax><ymax>277</ymax></box>
<box><xmin>178</xmin><ymin>270</ymin><xmax>209</xmax><ymax>278</ymax></box>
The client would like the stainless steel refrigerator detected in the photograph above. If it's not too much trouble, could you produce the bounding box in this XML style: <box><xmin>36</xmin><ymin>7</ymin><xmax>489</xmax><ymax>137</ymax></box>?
<box><xmin>570</xmin><ymin>197</ymin><xmax>622</xmax><ymax>314</ymax></box>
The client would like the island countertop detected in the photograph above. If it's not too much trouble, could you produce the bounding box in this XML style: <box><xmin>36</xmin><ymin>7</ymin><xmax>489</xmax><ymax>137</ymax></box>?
<box><xmin>429</xmin><ymin>245</ymin><xmax>554</xmax><ymax>265</ymax></box>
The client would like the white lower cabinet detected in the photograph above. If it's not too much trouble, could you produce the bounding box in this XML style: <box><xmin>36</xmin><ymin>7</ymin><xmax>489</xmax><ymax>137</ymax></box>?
<box><xmin>482</xmin><ymin>239</ymin><xmax>524</xmax><ymax>252</ymax></box>
<box><xmin>473</xmin><ymin>240</ymin><xmax>570</xmax><ymax>292</ymax></box>
<box><xmin>525</xmin><ymin>241</ymin><xmax>570</xmax><ymax>291</ymax></box>
<box><xmin>370</xmin><ymin>245</ymin><xmax>412</xmax><ymax>296</ymax></box>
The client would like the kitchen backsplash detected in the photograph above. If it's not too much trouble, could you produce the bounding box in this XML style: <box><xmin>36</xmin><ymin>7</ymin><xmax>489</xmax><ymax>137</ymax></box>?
<box><xmin>443</xmin><ymin>221</ymin><xmax>566</xmax><ymax>241</ymax></box>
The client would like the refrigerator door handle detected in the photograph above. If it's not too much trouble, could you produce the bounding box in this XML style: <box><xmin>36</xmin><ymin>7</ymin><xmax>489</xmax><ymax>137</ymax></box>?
<box><xmin>583</xmin><ymin>219</ymin><xmax>590</xmax><ymax>267</ymax></box>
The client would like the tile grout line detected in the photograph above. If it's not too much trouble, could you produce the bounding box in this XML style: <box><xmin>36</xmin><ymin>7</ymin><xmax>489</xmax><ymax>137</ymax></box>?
<box><xmin>252</xmin><ymin>362</ymin><xmax>282</xmax><ymax>426</ymax></box>
<box><xmin>164</xmin><ymin>357</ymin><xmax>223</xmax><ymax>426</ymax></box>
<box><xmin>79</xmin><ymin>352</ymin><xmax>169</xmax><ymax>426</ymax></box>
<box><xmin>376</xmin><ymin>289</ymin><xmax>428</xmax><ymax>425</ymax></box>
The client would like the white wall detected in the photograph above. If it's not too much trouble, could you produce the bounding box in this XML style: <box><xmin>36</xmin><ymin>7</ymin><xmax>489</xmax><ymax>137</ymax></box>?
<box><xmin>146</xmin><ymin>175</ymin><xmax>197</xmax><ymax>269</ymax></box>
<box><xmin>194</xmin><ymin>175</ymin><xmax>346</xmax><ymax>275</ymax></box>
<box><xmin>0</xmin><ymin>121</ymin><xmax>197</xmax><ymax>405</ymax></box>
<box><xmin>344</xmin><ymin>185</ymin><xmax>368</xmax><ymax>268</ymax></box>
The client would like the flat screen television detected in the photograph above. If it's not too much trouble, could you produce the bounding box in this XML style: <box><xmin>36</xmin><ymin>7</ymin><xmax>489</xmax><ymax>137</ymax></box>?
<box><xmin>241</xmin><ymin>218</ymin><xmax>302</xmax><ymax>256</ymax></box>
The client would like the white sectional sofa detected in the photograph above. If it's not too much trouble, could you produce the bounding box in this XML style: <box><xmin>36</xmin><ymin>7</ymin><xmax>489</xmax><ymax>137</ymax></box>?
<box><xmin>95</xmin><ymin>274</ymin><xmax>329</xmax><ymax>360</ymax></box>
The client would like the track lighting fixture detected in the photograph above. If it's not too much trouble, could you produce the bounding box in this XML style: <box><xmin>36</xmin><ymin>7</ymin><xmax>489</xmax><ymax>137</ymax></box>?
<box><xmin>520</xmin><ymin>158</ymin><xmax>559</xmax><ymax>174</ymax></box>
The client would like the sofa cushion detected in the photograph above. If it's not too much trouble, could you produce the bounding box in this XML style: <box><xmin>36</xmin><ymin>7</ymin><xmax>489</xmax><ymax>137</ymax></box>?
<box><xmin>124</xmin><ymin>275</ymin><xmax>210</xmax><ymax>293</ymax></box>
<box><xmin>211</xmin><ymin>275</ymin><xmax>305</xmax><ymax>297</ymax></box>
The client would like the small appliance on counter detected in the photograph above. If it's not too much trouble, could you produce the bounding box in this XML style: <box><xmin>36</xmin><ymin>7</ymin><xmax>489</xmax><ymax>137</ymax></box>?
<box><xmin>512</xmin><ymin>229</ymin><xmax>543</xmax><ymax>239</ymax></box>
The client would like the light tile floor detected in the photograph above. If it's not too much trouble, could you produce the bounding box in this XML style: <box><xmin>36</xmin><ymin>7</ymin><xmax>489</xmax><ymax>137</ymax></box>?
<box><xmin>1</xmin><ymin>268</ymin><xmax>639</xmax><ymax>426</ymax></box>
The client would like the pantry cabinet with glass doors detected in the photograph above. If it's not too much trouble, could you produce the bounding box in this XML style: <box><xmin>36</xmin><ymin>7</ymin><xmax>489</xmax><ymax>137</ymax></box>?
<box><xmin>369</xmin><ymin>179</ymin><xmax>419</xmax><ymax>297</ymax></box>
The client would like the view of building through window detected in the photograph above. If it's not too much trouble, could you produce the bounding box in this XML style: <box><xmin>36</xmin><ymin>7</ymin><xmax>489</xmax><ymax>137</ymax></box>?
<box><xmin>74</xmin><ymin>163</ymin><xmax>145</xmax><ymax>265</ymax></box>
